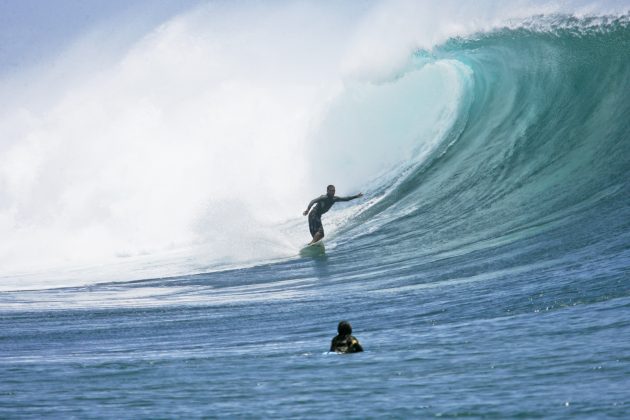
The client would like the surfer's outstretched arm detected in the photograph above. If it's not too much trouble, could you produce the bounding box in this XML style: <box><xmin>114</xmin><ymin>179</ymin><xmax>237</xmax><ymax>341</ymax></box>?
<box><xmin>335</xmin><ymin>193</ymin><xmax>363</xmax><ymax>202</ymax></box>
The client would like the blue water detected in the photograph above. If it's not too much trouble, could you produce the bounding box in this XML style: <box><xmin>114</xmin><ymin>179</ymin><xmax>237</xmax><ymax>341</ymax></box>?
<box><xmin>2</xmin><ymin>15</ymin><xmax>630</xmax><ymax>418</ymax></box>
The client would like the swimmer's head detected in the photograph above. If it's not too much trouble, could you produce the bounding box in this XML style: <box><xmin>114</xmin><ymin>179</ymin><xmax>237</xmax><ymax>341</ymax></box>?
<box><xmin>338</xmin><ymin>320</ymin><xmax>352</xmax><ymax>336</ymax></box>
<box><xmin>327</xmin><ymin>185</ymin><xmax>335</xmax><ymax>197</ymax></box>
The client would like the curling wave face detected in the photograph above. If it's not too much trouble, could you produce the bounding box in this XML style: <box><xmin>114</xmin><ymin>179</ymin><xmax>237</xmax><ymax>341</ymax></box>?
<box><xmin>0</xmin><ymin>5</ymin><xmax>628</xmax><ymax>291</ymax></box>
<box><xmin>337</xmin><ymin>16</ymin><xmax>630</xmax><ymax>285</ymax></box>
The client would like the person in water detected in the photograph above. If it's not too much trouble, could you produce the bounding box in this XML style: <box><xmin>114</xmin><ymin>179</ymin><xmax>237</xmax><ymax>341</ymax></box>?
<box><xmin>330</xmin><ymin>320</ymin><xmax>364</xmax><ymax>353</ymax></box>
<box><xmin>303</xmin><ymin>185</ymin><xmax>363</xmax><ymax>244</ymax></box>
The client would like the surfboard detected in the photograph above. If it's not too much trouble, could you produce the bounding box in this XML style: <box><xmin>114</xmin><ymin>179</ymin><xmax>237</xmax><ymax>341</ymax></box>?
<box><xmin>300</xmin><ymin>240</ymin><xmax>325</xmax><ymax>257</ymax></box>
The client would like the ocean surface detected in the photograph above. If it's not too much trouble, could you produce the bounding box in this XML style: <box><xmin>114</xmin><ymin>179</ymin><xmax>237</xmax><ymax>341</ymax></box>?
<box><xmin>1</xmin><ymin>6</ymin><xmax>630</xmax><ymax>419</ymax></box>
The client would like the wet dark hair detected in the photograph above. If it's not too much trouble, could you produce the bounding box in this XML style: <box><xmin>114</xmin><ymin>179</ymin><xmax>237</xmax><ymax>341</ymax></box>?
<box><xmin>337</xmin><ymin>320</ymin><xmax>352</xmax><ymax>336</ymax></box>
<box><xmin>327</xmin><ymin>185</ymin><xmax>335</xmax><ymax>190</ymax></box>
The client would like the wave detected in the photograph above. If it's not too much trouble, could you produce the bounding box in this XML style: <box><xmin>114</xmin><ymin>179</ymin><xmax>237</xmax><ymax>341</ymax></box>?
<box><xmin>341</xmin><ymin>15</ymin><xmax>630</xmax><ymax>279</ymax></box>
<box><xmin>0</xmin><ymin>3</ymin><xmax>628</xmax><ymax>290</ymax></box>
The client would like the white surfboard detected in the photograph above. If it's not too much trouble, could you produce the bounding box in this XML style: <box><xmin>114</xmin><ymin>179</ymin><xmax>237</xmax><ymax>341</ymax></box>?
<box><xmin>299</xmin><ymin>240</ymin><xmax>325</xmax><ymax>257</ymax></box>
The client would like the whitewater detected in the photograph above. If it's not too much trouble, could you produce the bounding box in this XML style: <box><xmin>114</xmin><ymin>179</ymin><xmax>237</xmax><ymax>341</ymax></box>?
<box><xmin>1</xmin><ymin>1</ymin><xmax>629</xmax><ymax>417</ymax></box>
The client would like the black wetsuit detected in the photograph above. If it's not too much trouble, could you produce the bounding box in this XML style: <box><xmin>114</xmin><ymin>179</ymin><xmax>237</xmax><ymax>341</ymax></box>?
<box><xmin>307</xmin><ymin>195</ymin><xmax>357</xmax><ymax>237</ymax></box>
<box><xmin>330</xmin><ymin>334</ymin><xmax>364</xmax><ymax>353</ymax></box>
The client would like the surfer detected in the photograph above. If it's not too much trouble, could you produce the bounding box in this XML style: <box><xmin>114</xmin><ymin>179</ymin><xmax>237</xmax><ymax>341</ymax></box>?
<box><xmin>303</xmin><ymin>185</ymin><xmax>363</xmax><ymax>244</ymax></box>
<box><xmin>330</xmin><ymin>321</ymin><xmax>364</xmax><ymax>353</ymax></box>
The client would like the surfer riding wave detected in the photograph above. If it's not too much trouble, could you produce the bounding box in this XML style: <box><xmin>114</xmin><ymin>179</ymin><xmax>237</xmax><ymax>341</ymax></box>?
<box><xmin>303</xmin><ymin>185</ymin><xmax>363</xmax><ymax>245</ymax></box>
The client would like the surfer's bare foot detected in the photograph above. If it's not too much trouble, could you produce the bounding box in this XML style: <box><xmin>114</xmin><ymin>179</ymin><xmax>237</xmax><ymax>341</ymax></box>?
<box><xmin>310</xmin><ymin>232</ymin><xmax>324</xmax><ymax>244</ymax></box>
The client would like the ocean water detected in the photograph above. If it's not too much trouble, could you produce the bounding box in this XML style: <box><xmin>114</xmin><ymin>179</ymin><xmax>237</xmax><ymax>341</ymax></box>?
<box><xmin>1</xmin><ymin>3</ymin><xmax>630</xmax><ymax>418</ymax></box>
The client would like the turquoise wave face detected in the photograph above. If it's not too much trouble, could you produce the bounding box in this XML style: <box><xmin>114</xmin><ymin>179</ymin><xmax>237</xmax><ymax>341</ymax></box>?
<box><xmin>342</xmin><ymin>16</ymin><xmax>630</xmax><ymax>278</ymax></box>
